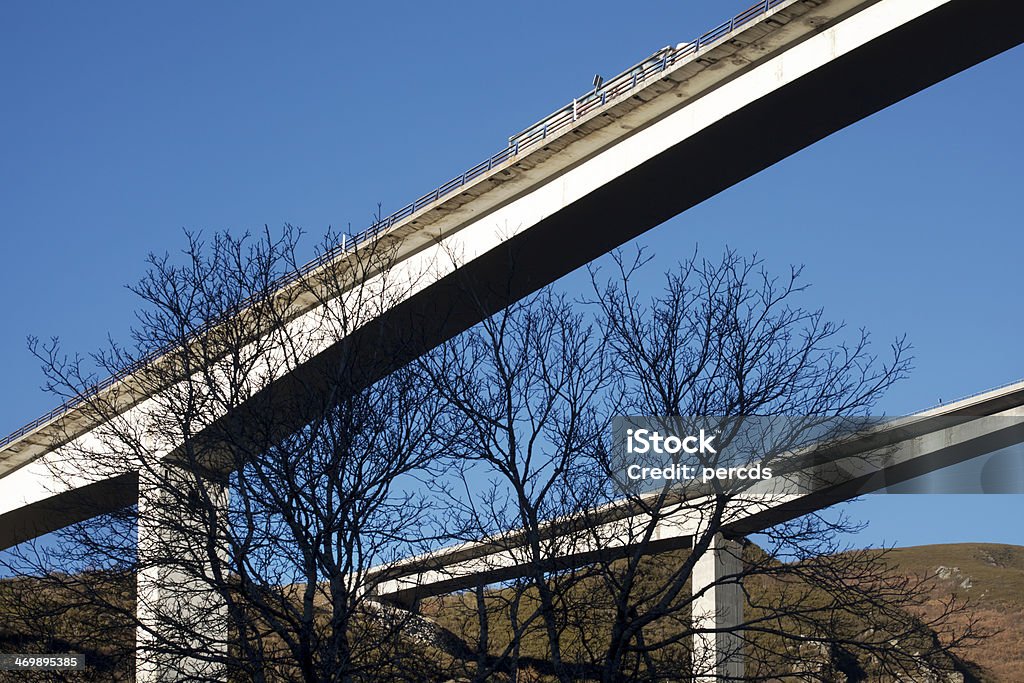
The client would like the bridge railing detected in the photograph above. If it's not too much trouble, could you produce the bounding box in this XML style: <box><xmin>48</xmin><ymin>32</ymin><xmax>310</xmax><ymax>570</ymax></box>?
<box><xmin>916</xmin><ymin>377</ymin><xmax>1024</xmax><ymax>414</ymax></box>
<box><xmin>0</xmin><ymin>0</ymin><xmax>791</xmax><ymax>453</ymax></box>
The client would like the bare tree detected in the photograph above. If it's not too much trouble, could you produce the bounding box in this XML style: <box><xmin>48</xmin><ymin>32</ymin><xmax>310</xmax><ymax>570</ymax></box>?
<box><xmin>425</xmin><ymin>247</ymin><xmax>984</xmax><ymax>682</ymax></box>
<box><xmin>419</xmin><ymin>287</ymin><xmax>617</xmax><ymax>682</ymax></box>
<box><xmin>578</xmin><ymin>249</ymin><xmax>985</xmax><ymax>681</ymax></box>
<box><xmin>1</xmin><ymin>226</ymin><xmax>461</xmax><ymax>682</ymax></box>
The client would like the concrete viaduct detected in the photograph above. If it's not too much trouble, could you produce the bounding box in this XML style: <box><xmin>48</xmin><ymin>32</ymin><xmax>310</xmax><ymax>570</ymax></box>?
<box><xmin>1</xmin><ymin>0</ymin><xmax>1023</xmax><ymax>679</ymax></box>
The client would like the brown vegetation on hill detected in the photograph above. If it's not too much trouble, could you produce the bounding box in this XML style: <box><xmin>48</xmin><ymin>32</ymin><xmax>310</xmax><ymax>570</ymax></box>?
<box><xmin>4</xmin><ymin>542</ymin><xmax>1019</xmax><ymax>681</ymax></box>
<box><xmin>424</xmin><ymin>542</ymin><xmax>1003</xmax><ymax>682</ymax></box>
<box><xmin>880</xmin><ymin>543</ymin><xmax>1024</xmax><ymax>682</ymax></box>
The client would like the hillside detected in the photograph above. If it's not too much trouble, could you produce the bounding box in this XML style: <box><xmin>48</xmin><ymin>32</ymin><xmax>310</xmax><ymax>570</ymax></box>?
<box><xmin>1</xmin><ymin>543</ymin><xmax>1021</xmax><ymax>681</ymax></box>
<box><xmin>881</xmin><ymin>544</ymin><xmax>1024</xmax><ymax>682</ymax></box>
<box><xmin>426</xmin><ymin>543</ymin><xmax>1016</xmax><ymax>682</ymax></box>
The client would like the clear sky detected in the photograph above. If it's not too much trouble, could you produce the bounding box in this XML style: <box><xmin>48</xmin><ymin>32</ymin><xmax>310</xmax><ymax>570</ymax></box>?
<box><xmin>2</xmin><ymin>1</ymin><xmax>1022</xmax><ymax>550</ymax></box>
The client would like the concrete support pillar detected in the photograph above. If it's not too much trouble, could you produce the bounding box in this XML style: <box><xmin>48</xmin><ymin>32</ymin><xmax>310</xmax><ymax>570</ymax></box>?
<box><xmin>692</xmin><ymin>533</ymin><xmax>744</xmax><ymax>682</ymax></box>
<box><xmin>136</xmin><ymin>464</ymin><xmax>228</xmax><ymax>682</ymax></box>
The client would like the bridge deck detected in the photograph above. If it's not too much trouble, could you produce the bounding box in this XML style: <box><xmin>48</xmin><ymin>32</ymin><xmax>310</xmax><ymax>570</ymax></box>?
<box><xmin>0</xmin><ymin>0</ymin><xmax>822</xmax><ymax>478</ymax></box>
<box><xmin>370</xmin><ymin>379</ymin><xmax>1024</xmax><ymax>605</ymax></box>
<box><xmin>4</xmin><ymin>0</ymin><xmax>1024</xmax><ymax>551</ymax></box>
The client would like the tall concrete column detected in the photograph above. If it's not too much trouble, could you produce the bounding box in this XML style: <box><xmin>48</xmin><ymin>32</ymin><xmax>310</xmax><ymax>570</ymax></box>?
<box><xmin>136</xmin><ymin>464</ymin><xmax>228</xmax><ymax>682</ymax></box>
<box><xmin>692</xmin><ymin>532</ymin><xmax>744</xmax><ymax>682</ymax></box>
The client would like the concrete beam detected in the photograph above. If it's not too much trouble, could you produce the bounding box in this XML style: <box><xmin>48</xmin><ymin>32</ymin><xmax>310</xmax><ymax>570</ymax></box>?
<box><xmin>371</xmin><ymin>503</ymin><xmax>703</xmax><ymax>607</ymax></box>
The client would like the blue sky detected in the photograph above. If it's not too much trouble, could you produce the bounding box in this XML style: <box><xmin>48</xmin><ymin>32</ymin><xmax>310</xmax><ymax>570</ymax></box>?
<box><xmin>2</xmin><ymin>1</ymin><xmax>1022</xmax><ymax>549</ymax></box>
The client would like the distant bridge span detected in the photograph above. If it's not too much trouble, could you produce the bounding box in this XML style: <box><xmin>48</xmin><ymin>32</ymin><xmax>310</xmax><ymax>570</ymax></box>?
<box><xmin>365</xmin><ymin>381</ymin><xmax>1024</xmax><ymax>681</ymax></box>
<box><xmin>370</xmin><ymin>380</ymin><xmax>1024</xmax><ymax>605</ymax></box>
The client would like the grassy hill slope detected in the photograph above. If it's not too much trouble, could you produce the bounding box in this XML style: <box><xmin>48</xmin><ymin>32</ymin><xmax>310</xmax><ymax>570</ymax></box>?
<box><xmin>881</xmin><ymin>543</ymin><xmax>1024</xmax><ymax>681</ymax></box>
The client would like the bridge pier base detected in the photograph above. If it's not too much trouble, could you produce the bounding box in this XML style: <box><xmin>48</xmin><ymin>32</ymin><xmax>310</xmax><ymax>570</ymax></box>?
<box><xmin>692</xmin><ymin>533</ymin><xmax>744</xmax><ymax>682</ymax></box>
<box><xmin>136</xmin><ymin>465</ymin><xmax>228</xmax><ymax>682</ymax></box>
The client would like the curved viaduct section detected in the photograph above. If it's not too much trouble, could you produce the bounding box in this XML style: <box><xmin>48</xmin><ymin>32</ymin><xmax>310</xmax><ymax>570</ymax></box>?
<box><xmin>366</xmin><ymin>382</ymin><xmax>1024</xmax><ymax>681</ymax></box>
<box><xmin>2</xmin><ymin>0</ymin><xmax>1024</xmax><ymax>551</ymax></box>
<box><xmin>370</xmin><ymin>380</ymin><xmax>1024</xmax><ymax>607</ymax></box>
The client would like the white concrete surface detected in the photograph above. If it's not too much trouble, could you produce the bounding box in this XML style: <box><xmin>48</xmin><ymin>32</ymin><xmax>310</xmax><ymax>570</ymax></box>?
<box><xmin>692</xmin><ymin>533</ymin><xmax>745</xmax><ymax>682</ymax></box>
<box><xmin>6</xmin><ymin>0</ymin><xmax>1013</xmax><ymax>549</ymax></box>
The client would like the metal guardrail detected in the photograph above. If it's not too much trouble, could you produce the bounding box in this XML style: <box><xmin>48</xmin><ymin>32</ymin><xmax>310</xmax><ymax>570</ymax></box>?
<box><xmin>915</xmin><ymin>377</ymin><xmax>1024</xmax><ymax>415</ymax></box>
<box><xmin>0</xmin><ymin>0</ymin><xmax>791</xmax><ymax>453</ymax></box>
